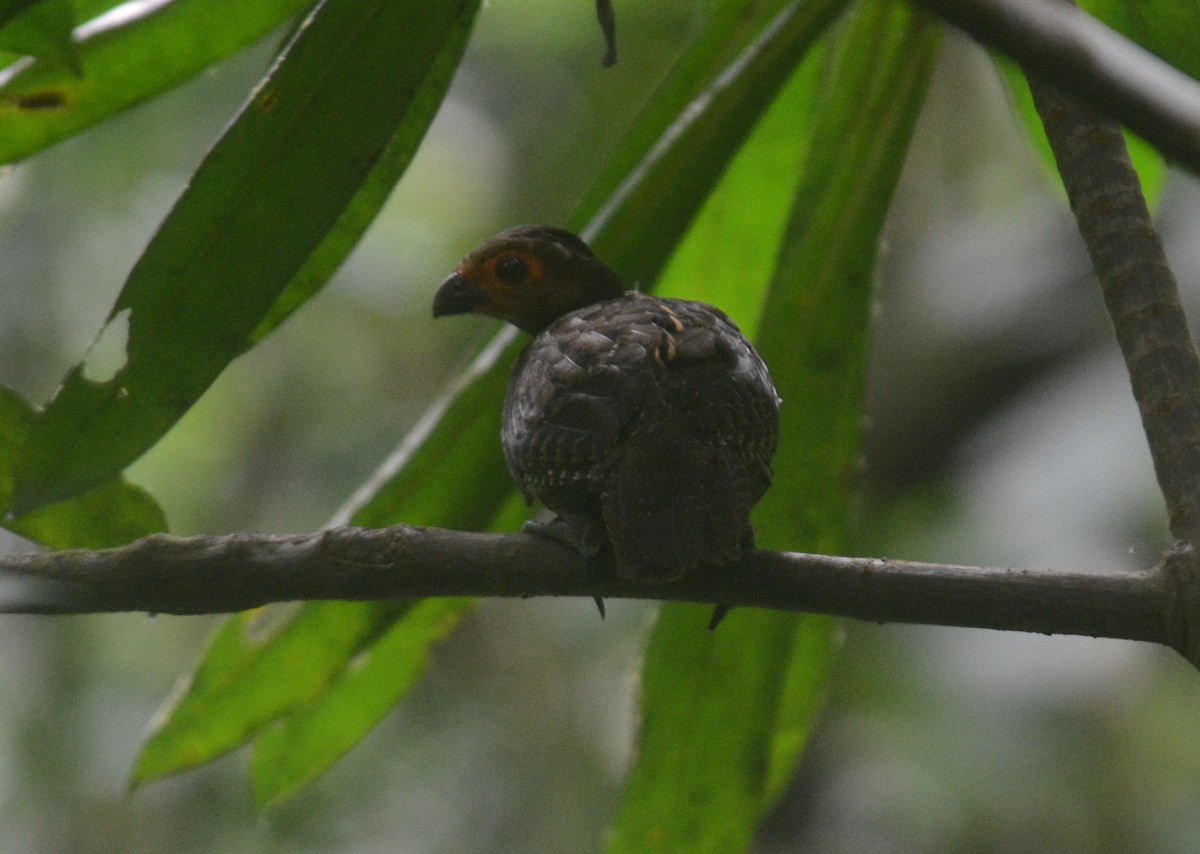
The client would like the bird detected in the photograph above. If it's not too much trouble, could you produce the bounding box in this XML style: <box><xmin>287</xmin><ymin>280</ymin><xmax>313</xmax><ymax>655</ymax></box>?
<box><xmin>432</xmin><ymin>226</ymin><xmax>780</xmax><ymax>621</ymax></box>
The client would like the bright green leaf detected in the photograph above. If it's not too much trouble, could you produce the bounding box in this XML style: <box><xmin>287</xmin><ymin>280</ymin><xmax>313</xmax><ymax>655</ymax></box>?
<box><xmin>7</xmin><ymin>478</ymin><xmax>166</xmax><ymax>548</ymax></box>
<box><xmin>12</xmin><ymin>0</ymin><xmax>482</xmax><ymax>515</ymax></box>
<box><xmin>609</xmin><ymin>3</ymin><xmax>941</xmax><ymax>850</ymax></box>
<box><xmin>249</xmin><ymin>598</ymin><xmax>473</xmax><ymax>807</ymax></box>
<box><xmin>607</xmin><ymin>606</ymin><xmax>801</xmax><ymax>851</ymax></box>
<box><xmin>754</xmin><ymin>0</ymin><xmax>940</xmax><ymax>797</ymax></box>
<box><xmin>0</xmin><ymin>385</ymin><xmax>166</xmax><ymax>547</ymax></box>
<box><xmin>133</xmin><ymin>600</ymin><xmax>409</xmax><ymax>786</ymax></box>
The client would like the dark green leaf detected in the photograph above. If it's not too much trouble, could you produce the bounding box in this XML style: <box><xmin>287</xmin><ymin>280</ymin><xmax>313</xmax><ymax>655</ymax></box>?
<box><xmin>12</xmin><ymin>0</ymin><xmax>482</xmax><ymax>515</ymax></box>
<box><xmin>0</xmin><ymin>0</ymin><xmax>41</xmax><ymax>29</ymax></box>
<box><xmin>0</xmin><ymin>385</ymin><xmax>34</xmax><ymax>511</ymax></box>
<box><xmin>1082</xmin><ymin>0</ymin><xmax>1200</xmax><ymax>80</ymax></box>
<box><xmin>0</xmin><ymin>0</ymin><xmax>313</xmax><ymax>164</ymax></box>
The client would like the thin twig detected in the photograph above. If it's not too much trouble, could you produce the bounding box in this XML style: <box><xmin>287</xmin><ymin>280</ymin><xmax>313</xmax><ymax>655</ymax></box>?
<box><xmin>0</xmin><ymin>525</ymin><xmax>1185</xmax><ymax>658</ymax></box>
<box><xmin>1025</xmin><ymin>77</ymin><xmax>1200</xmax><ymax>547</ymax></box>
<box><xmin>916</xmin><ymin>0</ymin><xmax>1200</xmax><ymax>173</ymax></box>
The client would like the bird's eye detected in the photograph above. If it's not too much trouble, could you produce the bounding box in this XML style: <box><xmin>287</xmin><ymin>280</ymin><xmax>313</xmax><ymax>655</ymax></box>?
<box><xmin>495</xmin><ymin>255</ymin><xmax>529</xmax><ymax>285</ymax></box>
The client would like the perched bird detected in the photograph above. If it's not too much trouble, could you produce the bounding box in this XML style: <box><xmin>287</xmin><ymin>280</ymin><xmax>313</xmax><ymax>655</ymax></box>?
<box><xmin>433</xmin><ymin>226</ymin><xmax>780</xmax><ymax>596</ymax></box>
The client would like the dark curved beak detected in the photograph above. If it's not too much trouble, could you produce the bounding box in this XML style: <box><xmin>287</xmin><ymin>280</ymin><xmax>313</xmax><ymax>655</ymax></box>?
<box><xmin>432</xmin><ymin>272</ymin><xmax>486</xmax><ymax>318</ymax></box>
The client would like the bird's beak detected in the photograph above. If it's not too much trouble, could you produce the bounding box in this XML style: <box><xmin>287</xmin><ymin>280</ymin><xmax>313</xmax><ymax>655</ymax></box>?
<box><xmin>432</xmin><ymin>272</ymin><xmax>486</xmax><ymax>318</ymax></box>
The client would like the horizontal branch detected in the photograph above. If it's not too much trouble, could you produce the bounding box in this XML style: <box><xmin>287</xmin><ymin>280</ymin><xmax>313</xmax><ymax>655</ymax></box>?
<box><xmin>0</xmin><ymin>524</ymin><xmax>1191</xmax><ymax>664</ymax></box>
<box><xmin>915</xmin><ymin>0</ymin><xmax>1200</xmax><ymax>173</ymax></box>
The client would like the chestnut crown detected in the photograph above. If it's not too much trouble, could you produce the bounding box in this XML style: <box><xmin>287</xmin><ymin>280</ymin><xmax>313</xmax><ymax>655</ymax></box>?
<box><xmin>432</xmin><ymin>226</ymin><xmax>628</xmax><ymax>334</ymax></box>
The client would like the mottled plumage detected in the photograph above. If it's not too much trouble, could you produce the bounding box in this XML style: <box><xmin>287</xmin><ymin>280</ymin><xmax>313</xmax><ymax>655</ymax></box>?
<box><xmin>433</xmin><ymin>226</ymin><xmax>780</xmax><ymax>582</ymax></box>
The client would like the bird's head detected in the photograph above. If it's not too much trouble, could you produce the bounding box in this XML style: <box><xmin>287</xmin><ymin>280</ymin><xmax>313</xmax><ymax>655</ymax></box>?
<box><xmin>433</xmin><ymin>226</ymin><xmax>627</xmax><ymax>334</ymax></box>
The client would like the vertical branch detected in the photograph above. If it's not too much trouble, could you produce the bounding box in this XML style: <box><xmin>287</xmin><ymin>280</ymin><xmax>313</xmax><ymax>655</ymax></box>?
<box><xmin>1027</xmin><ymin>78</ymin><xmax>1200</xmax><ymax>547</ymax></box>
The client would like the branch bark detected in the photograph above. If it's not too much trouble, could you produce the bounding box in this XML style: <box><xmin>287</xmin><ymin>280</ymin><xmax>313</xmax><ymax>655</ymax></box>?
<box><xmin>0</xmin><ymin>525</ymin><xmax>1194</xmax><ymax>662</ymax></box>
<box><xmin>1025</xmin><ymin>75</ymin><xmax>1200</xmax><ymax>547</ymax></box>
<box><xmin>913</xmin><ymin>0</ymin><xmax>1200</xmax><ymax>174</ymax></box>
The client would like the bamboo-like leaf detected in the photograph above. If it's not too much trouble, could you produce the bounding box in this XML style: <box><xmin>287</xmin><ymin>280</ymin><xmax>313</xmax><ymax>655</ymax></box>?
<box><xmin>608</xmin><ymin>4</ymin><xmax>941</xmax><ymax>850</ymax></box>
<box><xmin>248</xmin><ymin>598</ymin><xmax>472</xmax><ymax>807</ymax></box>
<box><xmin>133</xmin><ymin>601</ymin><xmax>410</xmax><ymax>786</ymax></box>
<box><xmin>11</xmin><ymin>0</ymin><xmax>481</xmax><ymax>515</ymax></box>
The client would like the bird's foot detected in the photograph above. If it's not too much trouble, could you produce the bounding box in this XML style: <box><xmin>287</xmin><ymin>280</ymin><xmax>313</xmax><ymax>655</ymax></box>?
<box><xmin>522</xmin><ymin>517</ymin><xmax>583</xmax><ymax>550</ymax></box>
<box><xmin>522</xmin><ymin>518</ymin><xmax>609</xmax><ymax>620</ymax></box>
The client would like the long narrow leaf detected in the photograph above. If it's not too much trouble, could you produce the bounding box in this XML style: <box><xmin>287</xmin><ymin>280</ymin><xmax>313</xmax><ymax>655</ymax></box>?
<box><xmin>11</xmin><ymin>0</ymin><xmax>480</xmax><ymax>515</ymax></box>
<box><xmin>608</xmin><ymin>4</ymin><xmax>942</xmax><ymax>850</ymax></box>
<box><xmin>248</xmin><ymin>598</ymin><xmax>472</xmax><ymax>807</ymax></box>
<box><xmin>133</xmin><ymin>601</ymin><xmax>410</xmax><ymax>786</ymax></box>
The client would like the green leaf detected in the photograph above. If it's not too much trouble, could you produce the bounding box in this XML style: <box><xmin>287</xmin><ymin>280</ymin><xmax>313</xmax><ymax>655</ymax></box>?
<box><xmin>12</xmin><ymin>0</ymin><xmax>482</xmax><ymax>515</ymax></box>
<box><xmin>0</xmin><ymin>386</ymin><xmax>166</xmax><ymax>547</ymax></box>
<box><xmin>608</xmin><ymin>607</ymin><xmax>802</xmax><ymax>851</ymax></box>
<box><xmin>248</xmin><ymin>598</ymin><xmax>473</xmax><ymax>807</ymax></box>
<box><xmin>0</xmin><ymin>0</ymin><xmax>79</xmax><ymax>74</ymax></box>
<box><xmin>133</xmin><ymin>600</ymin><xmax>409</xmax><ymax>786</ymax></box>
<box><xmin>0</xmin><ymin>0</ymin><xmax>313</xmax><ymax>164</ymax></box>
<box><xmin>7</xmin><ymin>478</ymin><xmax>166</xmax><ymax>548</ymax></box>
<box><xmin>0</xmin><ymin>385</ymin><xmax>34</xmax><ymax>511</ymax></box>
<box><xmin>581</xmin><ymin>0</ymin><xmax>853</xmax><ymax>289</ymax></box>
<box><xmin>608</xmin><ymin>3</ymin><xmax>941</xmax><ymax>850</ymax></box>
<box><xmin>756</xmin><ymin>0</ymin><xmax>940</xmax><ymax>794</ymax></box>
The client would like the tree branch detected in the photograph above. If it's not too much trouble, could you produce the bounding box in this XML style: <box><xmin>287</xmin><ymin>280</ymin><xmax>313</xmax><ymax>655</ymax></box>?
<box><xmin>1024</xmin><ymin>67</ymin><xmax>1200</xmax><ymax>547</ymax></box>
<box><xmin>0</xmin><ymin>525</ymin><xmax>1193</xmax><ymax>662</ymax></box>
<box><xmin>914</xmin><ymin>0</ymin><xmax>1200</xmax><ymax>173</ymax></box>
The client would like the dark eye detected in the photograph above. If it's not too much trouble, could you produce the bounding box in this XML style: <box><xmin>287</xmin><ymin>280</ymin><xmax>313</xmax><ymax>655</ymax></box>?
<box><xmin>495</xmin><ymin>255</ymin><xmax>529</xmax><ymax>285</ymax></box>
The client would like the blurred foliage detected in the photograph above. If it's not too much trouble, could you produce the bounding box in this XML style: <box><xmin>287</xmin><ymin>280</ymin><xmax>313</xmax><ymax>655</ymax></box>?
<box><xmin>0</xmin><ymin>0</ymin><xmax>1198</xmax><ymax>851</ymax></box>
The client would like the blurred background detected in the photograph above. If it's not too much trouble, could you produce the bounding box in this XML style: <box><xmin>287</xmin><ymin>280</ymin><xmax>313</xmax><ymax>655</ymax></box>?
<box><xmin>1</xmin><ymin>1</ymin><xmax>1199</xmax><ymax>851</ymax></box>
